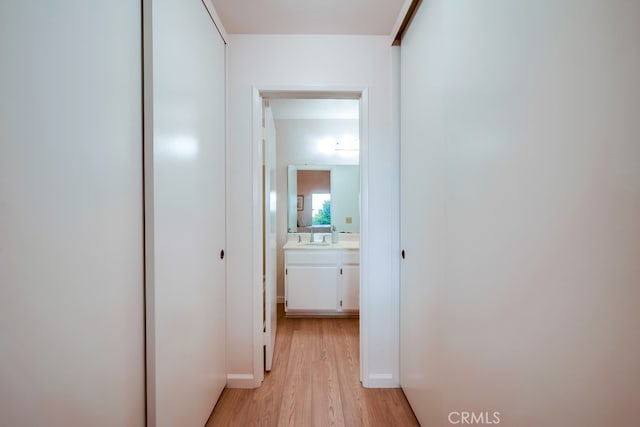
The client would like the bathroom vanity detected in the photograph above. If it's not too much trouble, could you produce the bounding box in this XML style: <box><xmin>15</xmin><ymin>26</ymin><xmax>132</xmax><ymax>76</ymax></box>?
<box><xmin>283</xmin><ymin>234</ymin><xmax>359</xmax><ymax>316</ymax></box>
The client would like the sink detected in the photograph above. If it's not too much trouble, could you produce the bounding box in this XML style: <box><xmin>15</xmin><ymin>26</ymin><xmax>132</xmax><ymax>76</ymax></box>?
<box><xmin>300</xmin><ymin>241</ymin><xmax>332</xmax><ymax>246</ymax></box>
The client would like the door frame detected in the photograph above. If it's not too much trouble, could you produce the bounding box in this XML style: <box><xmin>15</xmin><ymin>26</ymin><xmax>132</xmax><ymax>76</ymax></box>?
<box><xmin>251</xmin><ymin>86</ymin><xmax>369</xmax><ymax>383</ymax></box>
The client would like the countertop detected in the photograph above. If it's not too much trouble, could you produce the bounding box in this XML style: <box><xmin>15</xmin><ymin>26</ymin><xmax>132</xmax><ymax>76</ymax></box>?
<box><xmin>283</xmin><ymin>239</ymin><xmax>359</xmax><ymax>250</ymax></box>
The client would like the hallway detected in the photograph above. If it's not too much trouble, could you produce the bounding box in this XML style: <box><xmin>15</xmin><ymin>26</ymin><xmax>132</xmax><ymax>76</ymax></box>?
<box><xmin>207</xmin><ymin>307</ymin><xmax>419</xmax><ymax>426</ymax></box>
<box><xmin>3</xmin><ymin>1</ymin><xmax>640</xmax><ymax>426</ymax></box>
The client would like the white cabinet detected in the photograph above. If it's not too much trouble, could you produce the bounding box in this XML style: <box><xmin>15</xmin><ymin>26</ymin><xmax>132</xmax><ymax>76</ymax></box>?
<box><xmin>285</xmin><ymin>249</ymin><xmax>359</xmax><ymax>315</ymax></box>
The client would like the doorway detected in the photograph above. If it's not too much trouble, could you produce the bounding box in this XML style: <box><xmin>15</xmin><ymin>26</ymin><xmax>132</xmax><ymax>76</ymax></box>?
<box><xmin>254</xmin><ymin>88</ymin><xmax>367</xmax><ymax>381</ymax></box>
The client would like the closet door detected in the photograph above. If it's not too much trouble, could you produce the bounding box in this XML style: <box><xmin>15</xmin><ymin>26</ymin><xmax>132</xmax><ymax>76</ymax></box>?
<box><xmin>0</xmin><ymin>1</ymin><xmax>145</xmax><ymax>425</ymax></box>
<box><xmin>399</xmin><ymin>2</ymin><xmax>440</xmax><ymax>425</ymax></box>
<box><xmin>145</xmin><ymin>0</ymin><xmax>226</xmax><ymax>425</ymax></box>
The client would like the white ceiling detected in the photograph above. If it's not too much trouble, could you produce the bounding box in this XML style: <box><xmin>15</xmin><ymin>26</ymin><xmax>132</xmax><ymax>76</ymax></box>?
<box><xmin>211</xmin><ymin>1</ymin><xmax>407</xmax><ymax>121</ymax></box>
<box><xmin>210</xmin><ymin>0</ymin><xmax>409</xmax><ymax>36</ymax></box>
<box><xmin>269</xmin><ymin>99</ymin><xmax>359</xmax><ymax>120</ymax></box>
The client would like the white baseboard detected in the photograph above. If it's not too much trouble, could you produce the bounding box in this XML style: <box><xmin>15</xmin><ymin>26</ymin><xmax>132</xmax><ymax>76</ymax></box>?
<box><xmin>363</xmin><ymin>373</ymin><xmax>400</xmax><ymax>388</ymax></box>
<box><xmin>226</xmin><ymin>373</ymin><xmax>261</xmax><ymax>389</ymax></box>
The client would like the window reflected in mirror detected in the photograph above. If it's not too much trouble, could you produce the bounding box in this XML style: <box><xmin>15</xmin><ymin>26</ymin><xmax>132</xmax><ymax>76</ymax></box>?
<box><xmin>311</xmin><ymin>193</ymin><xmax>331</xmax><ymax>225</ymax></box>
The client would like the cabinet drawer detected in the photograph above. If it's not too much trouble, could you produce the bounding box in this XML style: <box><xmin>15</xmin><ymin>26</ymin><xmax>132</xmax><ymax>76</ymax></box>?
<box><xmin>286</xmin><ymin>250</ymin><xmax>339</xmax><ymax>265</ymax></box>
<box><xmin>341</xmin><ymin>250</ymin><xmax>360</xmax><ymax>265</ymax></box>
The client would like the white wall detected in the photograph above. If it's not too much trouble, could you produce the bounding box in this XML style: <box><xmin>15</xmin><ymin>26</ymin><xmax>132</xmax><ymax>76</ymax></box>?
<box><xmin>227</xmin><ymin>35</ymin><xmax>400</xmax><ymax>387</ymax></box>
<box><xmin>0</xmin><ymin>2</ymin><xmax>145</xmax><ymax>426</ymax></box>
<box><xmin>275</xmin><ymin>119</ymin><xmax>360</xmax><ymax>167</ymax></box>
<box><xmin>400</xmin><ymin>1</ymin><xmax>640</xmax><ymax>425</ymax></box>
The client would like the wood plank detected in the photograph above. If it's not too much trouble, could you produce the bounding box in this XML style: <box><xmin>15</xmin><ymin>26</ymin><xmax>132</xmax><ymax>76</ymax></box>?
<box><xmin>312</xmin><ymin>319</ymin><xmax>346</xmax><ymax>426</ymax></box>
<box><xmin>331</xmin><ymin>318</ymin><xmax>367</xmax><ymax>426</ymax></box>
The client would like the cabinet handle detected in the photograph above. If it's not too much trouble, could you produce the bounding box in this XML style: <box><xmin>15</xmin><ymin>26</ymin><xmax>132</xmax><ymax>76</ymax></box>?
<box><xmin>220</xmin><ymin>249</ymin><xmax>225</xmax><ymax>260</ymax></box>
<box><xmin>340</xmin><ymin>268</ymin><xmax>343</xmax><ymax>275</ymax></box>
<box><xmin>401</xmin><ymin>249</ymin><xmax>405</xmax><ymax>259</ymax></box>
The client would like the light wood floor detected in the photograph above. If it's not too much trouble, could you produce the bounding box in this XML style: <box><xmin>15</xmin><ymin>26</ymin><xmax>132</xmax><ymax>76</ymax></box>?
<box><xmin>206</xmin><ymin>305</ymin><xmax>419</xmax><ymax>426</ymax></box>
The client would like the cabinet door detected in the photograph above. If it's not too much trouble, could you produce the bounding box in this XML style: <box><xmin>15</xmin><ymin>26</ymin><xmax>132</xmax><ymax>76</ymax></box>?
<box><xmin>341</xmin><ymin>265</ymin><xmax>360</xmax><ymax>311</ymax></box>
<box><xmin>286</xmin><ymin>266</ymin><xmax>339</xmax><ymax>311</ymax></box>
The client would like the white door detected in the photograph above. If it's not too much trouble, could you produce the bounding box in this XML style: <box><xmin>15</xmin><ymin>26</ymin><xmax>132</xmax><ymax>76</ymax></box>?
<box><xmin>399</xmin><ymin>2</ymin><xmax>436</xmax><ymax>424</ymax></box>
<box><xmin>0</xmin><ymin>2</ymin><xmax>145</xmax><ymax>425</ymax></box>
<box><xmin>263</xmin><ymin>102</ymin><xmax>278</xmax><ymax>371</ymax></box>
<box><xmin>145</xmin><ymin>0</ymin><xmax>226</xmax><ymax>425</ymax></box>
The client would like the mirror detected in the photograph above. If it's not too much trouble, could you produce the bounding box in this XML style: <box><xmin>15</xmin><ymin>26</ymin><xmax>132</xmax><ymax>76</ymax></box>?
<box><xmin>288</xmin><ymin>164</ymin><xmax>359</xmax><ymax>233</ymax></box>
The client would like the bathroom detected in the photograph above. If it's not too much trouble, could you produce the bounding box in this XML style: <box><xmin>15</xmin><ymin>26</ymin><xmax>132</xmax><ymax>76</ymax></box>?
<box><xmin>265</xmin><ymin>97</ymin><xmax>361</xmax><ymax>315</ymax></box>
